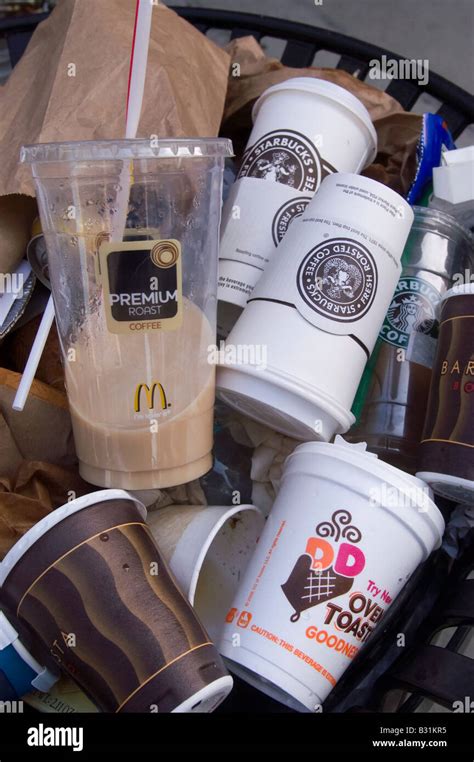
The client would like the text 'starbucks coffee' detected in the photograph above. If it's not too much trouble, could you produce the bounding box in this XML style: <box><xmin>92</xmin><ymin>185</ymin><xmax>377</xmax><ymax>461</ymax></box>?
<box><xmin>219</xmin><ymin>438</ymin><xmax>444</xmax><ymax>712</ymax></box>
<box><xmin>217</xmin><ymin>174</ymin><xmax>414</xmax><ymax>442</ymax></box>
<box><xmin>417</xmin><ymin>284</ymin><xmax>474</xmax><ymax>503</ymax></box>
<box><xmin>0</xmin><ymin>491</ymin><xmax>233</xmax><ymax>713</ymax></box>
<box><xmin>348</xmin><ymin>208</ymin><xmax>473</xmax><ymax>472</ymax></box>
<box><xmin>217</xmin><ymin>78</ymin><xmax>377</xmax><ymax>335</ymax></box>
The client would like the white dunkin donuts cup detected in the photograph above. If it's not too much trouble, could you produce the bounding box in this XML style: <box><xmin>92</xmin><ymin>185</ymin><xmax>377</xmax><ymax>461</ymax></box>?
<box><xmin>217</xmin><ymin>77</ymin><xmax>377</xmax><ymax>331</ymax></box>
<box><xmin>219</xmin><ymin>437</ymin><xmax>445</xmax><ymax>712</ymax></box>
<box><xmin>217</xmin><ymin>173</ymin><xmax>414</xmax><ymax>441</ymax></box>
<box><xmin>147</xmin><ymin>504</ymin><xmax>264</xmax><ymax>642</ymax></box>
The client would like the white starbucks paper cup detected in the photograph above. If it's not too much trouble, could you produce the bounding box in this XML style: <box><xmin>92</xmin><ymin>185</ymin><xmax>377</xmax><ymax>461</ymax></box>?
<box><xmin>219</xmin><ymin>437</ymin><xmax>445</xmax><ymax>712</ymax></box>
<box><xmin>218</xmin><ymin>77</ymin><xmax>377</xmax><ymax>324</ymax></box>
<box><xmin>217</xmin><ymin>173</ymin><xmax>414</xmax><ymax>441</ymax></box>
<box><xmin>147</xmin><ymin>504</ymin><xmax>265</xmax><ymax>642</ymax></box>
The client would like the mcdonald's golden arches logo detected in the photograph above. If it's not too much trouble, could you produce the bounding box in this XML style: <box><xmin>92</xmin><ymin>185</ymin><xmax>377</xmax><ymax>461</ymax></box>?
<box><xmin>134</xmin><ymin>382</ymin><xmax>168</xmax><ymax>413</ymax></box>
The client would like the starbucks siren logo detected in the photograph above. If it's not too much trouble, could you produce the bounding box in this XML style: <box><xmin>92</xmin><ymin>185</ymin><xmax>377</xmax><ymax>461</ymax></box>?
<box><xmin>297</xmin><ymin>238</ymin><xmax>378</xmax><ymax>322</ymax></box>
<box><xmin>238</xmin><ymin>130</ymin><xmax>335</xmax><ymax>193</ymax></box>
<box><xmin>380</xmin><ymin>277</ymin><xmax>439</xmax><ymax>348</ymax></box>
<box><xmin>272</xmin><ymin>196</ymin><xmax>310</xmax><ymax>245</ymax></box>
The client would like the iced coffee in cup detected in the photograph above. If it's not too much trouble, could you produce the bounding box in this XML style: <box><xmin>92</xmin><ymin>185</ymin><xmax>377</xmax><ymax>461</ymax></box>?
<box><xmin>21</xmin><ymin>139</ymin><xmax>232</xmax><ymax>488</ymax></box>
<box><xmin>219</xmin><ymin>438</ymin><xmax>444</xmax><ymax>712</ymax></box>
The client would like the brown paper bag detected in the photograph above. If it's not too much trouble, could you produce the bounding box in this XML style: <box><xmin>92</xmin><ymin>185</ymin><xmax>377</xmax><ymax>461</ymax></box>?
<box><xmin>3</xmin><ymin>315</ymin><xmax>64</xmax><ymax>390</ymax></box>
<box><xmin>0</xmin><ymin>194</ymin><xmax>37</xmax><ymax>275</ymax></box>
<box><xmin>0</xmin><ymin>0</ymin><xmax>230</xmax><ymax>197</ymax></box>
<box><xmin>0</xmin><ymin>368</ymin><xmax>75</xmax><ymax>476</ymax></box>
<box><xmin>362</xmin><ymin>113</ymin><xmax>422</xmax><ymax>196</ymax></box>
<box><xmin>0</xmin><ymin>460</ymin><xmax>92</xmax><ymax>560</ymax></box>
<box><xmin>223</xmin><ymin>36</ymin><xmax>404</xmax><ymax>157</ymax></box>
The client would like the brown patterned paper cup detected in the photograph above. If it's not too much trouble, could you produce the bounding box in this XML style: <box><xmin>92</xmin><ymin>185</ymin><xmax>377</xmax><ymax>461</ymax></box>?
<box><xmin>0</xmin><ymin>489</ymin><xmax>232</xmax><ymax>713</ymax></box>
<box><xmin>417</xmin><ymin>283</ymin><xmax>474</xmax><ymax>504</ymax></box>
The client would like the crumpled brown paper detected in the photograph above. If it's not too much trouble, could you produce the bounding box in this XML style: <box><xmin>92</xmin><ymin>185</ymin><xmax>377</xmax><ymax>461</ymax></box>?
<box><xmin>0</xmin><ymin>368</ymin><xmax>76</xmax><ymax>476</ymax></box>
<box><xmin>0</xmin><ymin>369</ymin><xmax>92</xmax><ymax>559</ymax></box>
<box><xmin>3</xmin><ymin>314</ymin><xmax>64</xmax><ymax>390</ymax></box>
<box><xmin>223</xmin><ymin>36</ymin><xmax>404</xmax><ymax>157</ymax></box>
<box><xmin>0</xmin><ymin>194</ymin><xmax>37</xmax><ymax>275</ymax></box>
<box><xmin>362</xmin><ymin>112</ymin><xmax>422</xmax><ymax>197</ymax></box>
<box><xmin>0</xmin><ymin>461</ymin><xmax>92</xmax><ymax>560</ymax></box>
<box><xmin>0</xmin><ymin>0</ymin><xmax>230</xmax><ymax>197</ymax></box>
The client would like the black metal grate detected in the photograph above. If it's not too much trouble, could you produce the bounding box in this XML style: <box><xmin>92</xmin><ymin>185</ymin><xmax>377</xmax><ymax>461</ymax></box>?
<box><xmin>0</xmin><ymin>7</ymin><xmax>473</xmax><ymax>138</ymax></box>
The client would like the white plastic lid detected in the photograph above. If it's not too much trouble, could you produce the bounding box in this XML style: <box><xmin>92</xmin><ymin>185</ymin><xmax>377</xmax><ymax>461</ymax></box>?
<box><xmin>284</xmin><ymin>437</ymin><xmax>445</xmax><ymax>552</ymax></box>
<box><xmin>252</xmin><ymin>77</ymin><xmax>377</xmax><ymax>162</ymax></box>
<box><xmin>0</xmin><ymin>489</ymin><xmax>146</xmax><ymax>587</ymax></box>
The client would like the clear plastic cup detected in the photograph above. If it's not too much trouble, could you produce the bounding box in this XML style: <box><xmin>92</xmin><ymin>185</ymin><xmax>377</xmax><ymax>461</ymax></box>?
<box><xmin>348</xmin><ymin>207</ymin><xmax>474</xmax><ymax>473</ymax></box>
<box><xmin>21</xmin><ymin>139</ymin><xmax>233</xmax><ymax>489</ymax></box>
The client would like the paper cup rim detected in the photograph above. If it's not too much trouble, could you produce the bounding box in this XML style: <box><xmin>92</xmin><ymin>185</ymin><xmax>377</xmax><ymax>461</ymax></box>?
<box><xmin>217</xmin><ymin>361</ymin><xmax>355</xmax><ymax>438</ymax></box>
<box><xmin>252</xmin><ymin>77</ymin><xmax>377</xmax><ymax>161</ymax></box>
<box><xmin>323</xmin><ymin>172</ymin><xmax>414</xmax><ymax>219</ymax></box>
<box><xmin>284</xmin><ymin>439</ymin><xmax>445</xmax><ymax>551</ymax></box>
<box><xmin>185</xmin><ymin>504</ymin><xmax>264</xmax><ymax>605</ymax></box>
<box><xmin>0</xmin><ymin>489</ymin><xmax>146</xmax><ymax>588</ymax></box>
<box><xmin>416</xmin><ymin>471</ymin><xmax>474</xmax><ymax>504</ymax></box>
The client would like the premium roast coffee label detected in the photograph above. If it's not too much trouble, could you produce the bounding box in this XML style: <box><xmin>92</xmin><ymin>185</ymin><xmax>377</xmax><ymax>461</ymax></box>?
<box><xmin>238</xmin><ymin>130</ymin><xmax>335</xmax><ymax>193</ymax></box>
<box><xmin>380</xmin><ymin>276</ymin><xmax>439</xmax><ymax>349</ymax></box>
<box><xmin>297</xmin><ymin>238</ymin><xmax>378</xmax><ymax>322</ymax></box>
<box><xmin>272</xmin><ymin>197</ymin><xmax>310</xmax><ymax>245</ymax></box>
<box><xmin>99</xmin><ymin>238</ymin><xmax>182</xmax><ymax>334</ymax></box>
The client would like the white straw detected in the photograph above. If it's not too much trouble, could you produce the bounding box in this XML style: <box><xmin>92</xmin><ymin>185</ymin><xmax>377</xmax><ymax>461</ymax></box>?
<box><xmin>12</xmin><ymin>295</ymin><xmax>55</xmax><ymax>411</ymax></box>
<box><xmin>112</xmin><ymin>0</ymin><xmax>153</xmax><ymax>241</ymax></box>
<box><xmin>126</xmin><ymin>0</ymin><xmax>153</xmax><ymax>140</ymax></box>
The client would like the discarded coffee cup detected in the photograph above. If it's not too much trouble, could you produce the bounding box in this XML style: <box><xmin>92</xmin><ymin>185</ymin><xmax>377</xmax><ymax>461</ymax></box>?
<box><xmin>22</xmin><ymin>139</ymin><xmax>232</xmax><ymax>489</ymax></box>
<box><xmin>219</xmin><ymin>437</ymin><xmax>444</xmax><ymax>712</ymax></box>
<box><xmin>0</xmin><ymin>610</ymin><xmax>58</xmax><ymax>700</ymax></box>
<box><xmin>217</xmin><ymin>173</ymin><xmax>414</xmax><ymax>441</ymax></box>
<box><xmin>348</xmin><ymin>207</ymin><xmax>474</xmax><ymax>472</ymax></box>
<box><xmin>0</xmin><ymin>489</ymin><xmax>233</xmax><ymax>713</ymax></box>
<box><xmin>417</xmin><ymin>283</ymin><xmax>474</xmax><ymax>503</ymax></box>
<box><xmin>147</xmin><ymin>504</ymin><xmax>264</xmax><ymax>641</ymax></box>
<box><xmin>217</xmin><ymin>77</ymin><xmax>377</xmax><ymax>334</ymax></box>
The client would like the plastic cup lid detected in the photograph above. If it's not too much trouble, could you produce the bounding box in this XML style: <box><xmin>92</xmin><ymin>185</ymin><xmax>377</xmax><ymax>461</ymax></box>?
<box><xmin>0</xmin><ymin>489</ymin><xmax>146</xmax><ymax>587</ymax></box>
<box><xmin>285</xmin><ymin>437</ymin><xmax>445</xmax><ymax>547</ymax></box>
<box><xmin>20</xmin><ymin>138</ymin><xmax>234</xmax><ymax>164</ymax></box>
<box><xmin>252</xmin><ymin>76</ymin><xmax>377</xmax><ymax>158</ymax></box>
